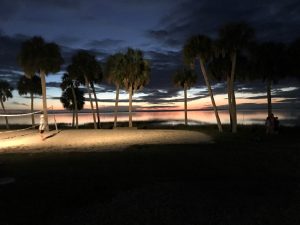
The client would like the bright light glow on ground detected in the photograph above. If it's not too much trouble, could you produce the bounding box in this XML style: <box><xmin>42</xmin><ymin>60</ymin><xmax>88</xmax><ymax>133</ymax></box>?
<box><xmin>0</xmin><ymin>129</ymin><xmax>212</xmax><ymax>153</ymax></box>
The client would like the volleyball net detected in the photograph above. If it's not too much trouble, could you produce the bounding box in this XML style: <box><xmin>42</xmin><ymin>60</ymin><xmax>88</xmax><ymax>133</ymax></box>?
<box><xmin>0</xmin><ymin>107</ymin><xmax>58</xmax><ymax>138</ymax></box>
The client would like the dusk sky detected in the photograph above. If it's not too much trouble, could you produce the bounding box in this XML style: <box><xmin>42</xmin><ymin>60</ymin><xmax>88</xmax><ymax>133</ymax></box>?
<box><xmin>0</xmin><ymin>0</ymin><xmax>299</xmax><ymax>112</ymax></box>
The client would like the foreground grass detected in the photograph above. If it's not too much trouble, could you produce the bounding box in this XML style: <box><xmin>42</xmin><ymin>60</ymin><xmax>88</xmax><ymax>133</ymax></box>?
<box><xmin>0</xmin><ymin>125</ymin><xmax>299</xmax><ymax>225</ymax></box>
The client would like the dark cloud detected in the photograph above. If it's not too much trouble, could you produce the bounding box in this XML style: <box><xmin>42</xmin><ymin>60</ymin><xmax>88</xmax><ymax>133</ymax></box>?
<box><xmin>54</xmin><ymin>36</ymin><xmax>81</xmax><ymax>46</ymax></box>
<box><xmin>0</xmin><ymin>33</ymin><xmax>28</xmax><ymax>69</ymax></box>
<box><xmin>11</xmin><ymin>101</ymin><xmax>28</xmax><ymax>107</ymax></box>
<box><xmin>0</xmin><ymin>0</ymin><xmax>81</xmax><ymax>20</ymax></box>
<box><xmin>147</xmin><ymin>0</ymin><xmax>300</xmax><ymax>48</ymax></box>
<box><xmin>87</xmin><ymin>39</ymin><xmax>125</xmax><ymax>49</ymax></box>
<box><xmin>0</xmin><ymin>70</ymin><xmax>22</xmax><ymax>88</ymax></box>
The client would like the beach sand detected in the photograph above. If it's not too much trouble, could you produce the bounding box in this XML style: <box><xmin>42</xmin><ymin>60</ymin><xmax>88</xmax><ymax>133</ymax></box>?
<box><xmin>0</xmin><ymin>129</ymin><xmax>212</xmax><ymax>153</ymax></box>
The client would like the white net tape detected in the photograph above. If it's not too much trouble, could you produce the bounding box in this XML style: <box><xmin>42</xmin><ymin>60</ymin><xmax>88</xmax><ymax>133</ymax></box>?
<box><xmin>0</xmin><ymin>107</ymin><xmax>58</xmax><ymax>137</ymax></box>
<box><xmin>0</xmin><ymin>110</ymin><xmax>43</xmax><ymax>117</ymax></box>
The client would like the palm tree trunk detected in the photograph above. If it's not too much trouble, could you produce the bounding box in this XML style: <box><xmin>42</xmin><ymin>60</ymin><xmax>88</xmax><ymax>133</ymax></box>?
<box><xmin>267</xmin><ymin>79</ymin><xmax>272</xmax><ymax>116</ymax></box>
<box><xmin>0</xmin><ymin>99</ymin><xmax>9</xmax><ymax>129</ymax></box>
<box><xmin>184</xmin><ymin>82</ymin><xmax>188</xmax><ymax>125</ymax></box>
<box><xmin>71</xmin><ymin>85</ymin><xmax>78</xmax><ymax>129</ymax></box>
<box><xmin>227</xmin><ymin>75</ymin><xmax>233</xmax><ymax>131</ymax></box>
<box><xmin>72</xmin><ymin>110</ymin><xmax>75</xmax><ymax>127</ymax></box>
<box><xmin>128</xmin><ymin>85</ymin><xmax>133</xmax><ymax>128</ymax></box>
<box><xmin>84</xmin><ymin>76</ymin><xmax>97</xmax><ymax>129</ymax></box>
<box><xmin>231</xmin><ymin>88</ymin><xmax>237</xmax><ymax>132</ymax></box>
<box><xmin>30</xmin><ymin>92</ymin><xmax>35</xmax><ymax>126</ymax></box>
<box><xmin>199</xmin><ymin>58</ymin><xmax>223</xmax><ymax>132</ymax></box>
<box><xmin>114</xmin><ymin>84</ymin><xmax>120</xmax><ymax>128</ymax></box>
<box><xmin>40</xmin><ymin>70</ymin><xmax>49</xmax><ymax>131</ymax></box>
<box><xmin>230</xmin><ymin>52</ymin><xmax>237</xmax><ymax>133</ymax></box>
<box><xmin>91</xmin><ymin>82</ymin><xmax>101</xmax><ymax>129</ymax></box>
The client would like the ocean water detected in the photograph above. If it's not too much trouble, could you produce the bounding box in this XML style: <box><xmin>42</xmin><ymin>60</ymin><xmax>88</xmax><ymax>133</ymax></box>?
<box><xmin>0</xmin><ymin>109</ymin><xmax>299</xmax><ymax>126</ymax></box>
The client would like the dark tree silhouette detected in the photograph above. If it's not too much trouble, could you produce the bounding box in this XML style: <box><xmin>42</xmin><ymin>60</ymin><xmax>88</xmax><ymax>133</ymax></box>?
<box><xmin>0</xmin><ymin>80</ymin><xmax>13</xmax><ymax>129</ymax></box>
<box><xmin>60</xmin><ymin>86</ymin><xmax>85</xmax><ymax>127</ymax></box>
<box><xmin>183</xmin><ymin>35</ymin><xmax>223</xmax><ymax>132</ymax></box>
<box><xmin>68</xmin><ymin>51</ymin><xmax>102</xmax><ymax>129</ymax></box>
<box><xmin>173</xmin><ymin>67</ymin><xmax>197</xmax><ymax>125</ymax></box>
<box><xmin>251</xmin><ymin>42</ymin><xmax>287</xmax><ymax>116</ymax></box>
<box><xmin>122</xmin><ymin>48</ymin><xmax>150</xmax><ymax>127</ymax></box>
<box><xmin>217</xmin><ymin>22</ymin><xmax>255</xmax><ymax>132</ymax></box>
<box><xmin>105</xmin><ymin>53</ymin><xmax>127</xmax><ymax>128</ymax></box>
<box><xmin>18</xmin><ymin>36</ymin><xmax>63</xmax><ymax>131</ymax></box>
<box><xmin>17</xmin><ymin>75</ymin><xmax>42</xmax><ymax>126</ymax></box>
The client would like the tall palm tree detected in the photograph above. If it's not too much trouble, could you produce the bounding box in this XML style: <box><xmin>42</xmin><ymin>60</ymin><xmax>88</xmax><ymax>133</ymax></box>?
<box><xmin>208</xmin><ymin>56</ymin><xmax>233</xmax><ymax>127</ymax></box>
<box><xmin>217</xmin><ymin>22</ymin><xmax>255</xmax><ymax>132</ymax></box>
<box><xmin>0</xmin><ymin>80</ymin><xmax>13</xmax><ymax>129</ymax></box>
<box><xmin>90</xmin><ymin>75</ymin><xmax>102</xmax><ymax>128</ymax></box>
<box><xmin>123</xmin><ymin>48</ymin><xmax>150</xmax><ymax>127</ymax></box>
<box><xmin>18</xmin><ymin>36</ymin><xmax>64</xmax><ymax>131</ymax></box>
<box><xmin>173</xmin><ymin>68</ymin><xmax>197</xmax><ymax>125</ymax></box>
<box><xmin>68</xmin><ymin>51</ymin><xmax>102</xmax><ymax>129</ymax></box>
<box><xmin>105</xmin><ymin>53</ymin><xmax>126</xmax><ymax>128</ymax></box>
<box><xmin>60</xmin><ymin>72</ymin><xmax>82</xmax><ymax>128</ymax></box>
<box><xmin>60</xmin><ymin>85</ymin><xmax>85</xmax><ymax>127</ymax></box>
<box><xmin>252</xmin><ymin>42</ymin><xmax>286</xmax><ymax>116</ymax></box>
<box><xmin>17</xmin><ymin>75</ymin><xmax>42</xmax><ymax>126</ymax></box>
<box><xmin>208</xmin><ymin>53</ymin><xmax>251</xmax><ymax>131</ymax></box>
<box><xmin>183</xmin><ymin>35</ymin><xmax>223</xmax><ymax>132</ymax></box>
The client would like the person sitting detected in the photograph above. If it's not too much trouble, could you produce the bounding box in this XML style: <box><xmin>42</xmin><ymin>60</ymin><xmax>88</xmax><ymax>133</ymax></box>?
<box><xmin>274</xmin><ymin>116</ymin><xmax>280</xmax><ymax>134</ymax></box>
<box><xmin>265</xmin><ymin>113</ymin><xmax>274</xmax><ymax>135</ymax></box>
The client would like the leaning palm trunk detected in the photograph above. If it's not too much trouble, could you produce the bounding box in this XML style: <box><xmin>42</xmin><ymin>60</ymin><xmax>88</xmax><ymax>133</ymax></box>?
<box><xmin>0</xmin><ymin>99</ymin><xmax>9</xmax><ymax>129</ymax></box>
<box><xmin>91</xmin><ymin>82</ymin><xmax>101</xmax><ymax>128</ymax></box>
<box><xmin>114</xmin><ymin>84</ymin><xmax>120</xmax><ymax>128</ymax></box>
<box><xmin>40</xmin><ymin>70</ymin><xmax>49</xmax><ymax>131</ymax></box>
<box><xmin>230</xmin><ymin>52</ymin><xmax>237</xmax><ymax>133</ymax></box>
<box><xmin>128</xmin><ymin>85</ymin><xmax>133</xmax><ymax>128</ymax></box>
<box><xmin>184</xmin><ymin>82</ymin><xmax>188</xmax><ymax>125</ymax></box>
<box><xmin>71</xmin><ymin>85</ymin><xmax>78</xmax><ymax>128</ymax></box>
<box><xmin>72</xmin><ymin>110</ymin><xmax>75</xmax><ymax>127</ymax></box>
<box><xmin>30</xmin><ymin>92</ymin><xmax>35</xmax><ymax>126</ymax></box>
<box><xmin>199</xmin><ymin>59</ymin><xmax>223</xmax><ymax>132</ymax></box>
<box><xmin>267</xmin><ymin>79</ymin><xmax>272</xmax><ymax>116</ymax></box>
<box><xmin>231</xmin><ymin>89</ymin><xmax>237</xmax><ymax>131</ymax></box>
<box><xmin>84</xmin><ymin>76</ymin><xmax>97</xmax><ymax>129</ymax></box>
<box><xmin>227</xmin><ymin>75</ymin><xmax>233</xmax><ymax>131</ymax></box>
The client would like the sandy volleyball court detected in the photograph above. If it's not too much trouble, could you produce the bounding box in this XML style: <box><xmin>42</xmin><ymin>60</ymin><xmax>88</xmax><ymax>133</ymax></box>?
<box><xmin>0</xmin><ymin>129</ymin><xmax>212</xmax><ymax>153</ymax></box>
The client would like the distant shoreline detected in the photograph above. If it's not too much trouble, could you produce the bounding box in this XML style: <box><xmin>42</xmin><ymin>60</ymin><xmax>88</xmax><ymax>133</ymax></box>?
<box><xmin>1</xmin><ymin>107</ymin><xmax>299</xmax><ymax>115</ymax></box>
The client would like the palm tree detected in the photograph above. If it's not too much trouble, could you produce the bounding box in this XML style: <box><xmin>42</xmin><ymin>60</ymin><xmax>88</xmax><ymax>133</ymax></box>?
<box><xmin>105</xmin><ymin>53</ymin><xmax>126</xmax><ymax>128</ymax></box>
<box><xmin>208</xmin><ymin>56</ymin><xmax>232</xmax><ymax>127</ymax></box>
<box><xmin>183</xmin><ymin>35</ymin><xmax>223</xmax><ymax>132</ymax></box>
<box><xmin>173</xmin><ymin>68</ymin><xmax>197</xmax><ymax>125</ymax></box>
<box><xmin>123</xmin><ymin>48</ymin><xmax>150</xmax><ymax>127</ymax></box>
<box><xmin>60</xmin><ymin>72</ymin><xmax>82</xmax><ymax>128</ymax></box>
<box><xmin>68</xmin><ymin>51</ymin><xmax>102</xmax><ymax>129</ymax></box>
<box><xmin>90</xmin><ymin>74</ymin><xmax>102</xmax><ymax>128</ymax></box>
<box><xmin>217</xmin><ymin>22</ymin><xmax>255</xmax><ymax>132</ymax></box>
<box><xmin>60</xmin><ymin>84</ymin><xmax>85</xmax><ymax>127</ymax></box>
<box><xmin>0</xmin><ymin>80</ymin><xmax>13</xmax><ymax>129</ymax></box>
<box><xmin>208</xmin><ymin>53</ymin><xmax>251</xmax><ymax>131</ymax></box>
<box><xmin>252</xmin><ymin>42</ymin><xmax>287</xmax><ymax>116</ymax></box>
<box><xmin>17</xmin><ymin>75</ymin><xmax>42</xmax><ymax>126</ymax></box>
<box><xmin>18</xmin><ymin>36</ymin><xmax>64</xmax><ymax>131</ymax></box>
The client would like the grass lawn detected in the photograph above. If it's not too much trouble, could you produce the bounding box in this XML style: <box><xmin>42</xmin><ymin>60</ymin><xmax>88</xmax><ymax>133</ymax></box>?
<box><xmin>0</xmin><ymin>125</ymin><xmax>300</xmax><ymax>225</ymax></box>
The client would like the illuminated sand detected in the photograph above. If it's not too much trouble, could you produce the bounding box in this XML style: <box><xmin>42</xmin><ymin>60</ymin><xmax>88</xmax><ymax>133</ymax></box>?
<box><xmin>0</xmin><ymin>129</ymin><xmax>213</xmax><ymax>153</ymax></box>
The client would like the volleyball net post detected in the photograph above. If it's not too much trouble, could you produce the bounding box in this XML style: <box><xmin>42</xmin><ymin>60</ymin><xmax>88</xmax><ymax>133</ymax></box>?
<box><xmin>50</xmin><ymin>105</ymin><xmax>58</xmax><ymax>133</ymax></box>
